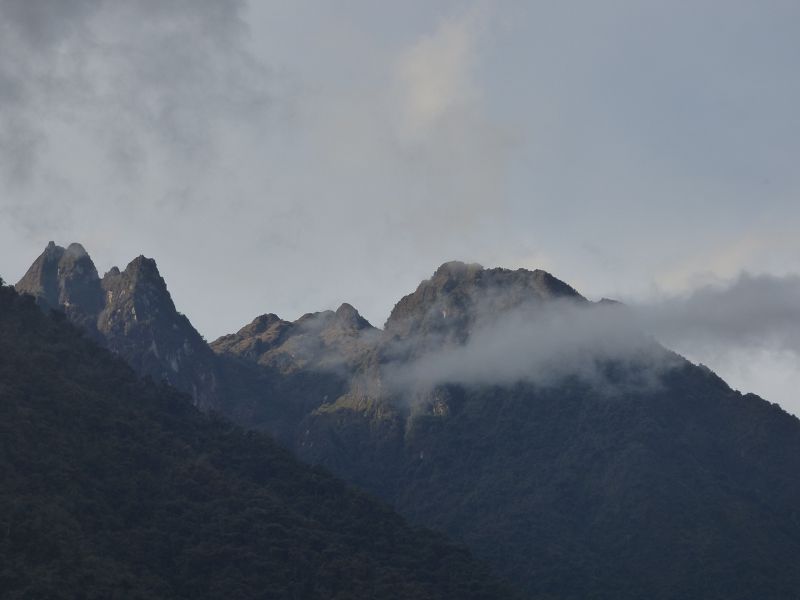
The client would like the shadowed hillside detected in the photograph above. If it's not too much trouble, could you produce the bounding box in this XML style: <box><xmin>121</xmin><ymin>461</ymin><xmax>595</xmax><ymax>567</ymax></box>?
<box><xmin>0</xmin><ymin>279</ymin><xmax>510</xmax><ymax>600</ymax></box>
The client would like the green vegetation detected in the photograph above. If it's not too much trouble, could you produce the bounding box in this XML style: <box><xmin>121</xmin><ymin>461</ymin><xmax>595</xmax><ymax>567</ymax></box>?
<box><xmin>303</xmin><ymin>371</ymin><xmax>800</xmax><ymax>600</ymax></box>
<box><xmin>0</xmin><ymin>283</ymin><xmax>510</xmax><ymax>600</ymax></box>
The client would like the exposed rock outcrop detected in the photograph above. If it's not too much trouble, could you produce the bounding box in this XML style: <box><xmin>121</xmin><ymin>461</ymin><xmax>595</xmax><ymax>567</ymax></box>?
<box><xmin>16</xmin><ymin>244</ymin><xmax>218</xmax><ymax>407</ymax></box>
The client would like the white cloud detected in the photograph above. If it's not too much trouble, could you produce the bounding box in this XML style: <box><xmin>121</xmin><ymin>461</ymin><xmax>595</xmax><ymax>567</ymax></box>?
<box><xmin>385</xmin><ymin>299</ymin><xmax>675</xmax><ymax>396</ymax></box>
<box><xmin>395</xmin><ymin>6</ymin><xmax>482</xmax><ymax>137</ymax></box>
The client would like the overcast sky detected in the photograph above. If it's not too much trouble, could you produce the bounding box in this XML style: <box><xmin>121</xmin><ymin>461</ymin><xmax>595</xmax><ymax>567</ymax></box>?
<box><xmin>1</xmin><ymin>1</ymin><xmax>799</xmax><ymax>414</ymax></box>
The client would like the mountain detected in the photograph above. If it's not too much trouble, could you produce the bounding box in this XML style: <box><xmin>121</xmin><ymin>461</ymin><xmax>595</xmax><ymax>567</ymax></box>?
<box><xmin>14</xmin><ymin>246</ymin><xmax>800</xmax><ymax>599</ymax></box>
<box><xmin>233</xmin><ymin>262</ymin><xmax>800</xmax><ymax>600</ymax></box>
<box><xmin>16</xmin><ymin>243</ymin><xmax>219</xmax><ymax>408</ymax></box>
<box><xmin>0</xmin><ymin>279</ymin><xmax>510</xmax><ymax>599</ymax></box>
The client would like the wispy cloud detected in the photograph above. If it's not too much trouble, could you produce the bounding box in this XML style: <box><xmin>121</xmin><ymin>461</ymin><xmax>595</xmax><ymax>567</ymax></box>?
<box><xmin>0</xmin><ymin>0</ymin><xmax>271</xmax><ymax>185</ymax></box>
<box><xmin>395</xmin><ymin>5</ymin><xmax>483</xmax><ymax>139</ymax></box>
<box><xmin>383</xmin><ymin>298</ymin><xmax>676</xmax><ymax>396</ymax></box>
<box><xmin>634</xmin><ymin>272</ymin><xmax>800</xmax><ymax>355</ymax></box>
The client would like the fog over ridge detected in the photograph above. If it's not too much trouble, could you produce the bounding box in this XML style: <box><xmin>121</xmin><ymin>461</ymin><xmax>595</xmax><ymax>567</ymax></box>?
<box><xmin>381</xmin><ymin>298</ymin><xmax>678</xmax><ymax>396</ymax></box>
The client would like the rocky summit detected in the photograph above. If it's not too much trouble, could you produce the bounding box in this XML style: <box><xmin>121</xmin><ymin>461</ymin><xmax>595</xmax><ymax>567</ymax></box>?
<box><xmin>211</xmin><ymin>302</ymin><xmax>378</xmax><ymax>376</ymax></box>
<box><xmin>16</xmin><ymin>244</ymin><xmax>218</xmax><ymax>408</ymax></box>
<box><xmin>385</xmin><ymin>260</ymin><xmax>585</xmax><ymax>343</ymax></box>
<box><xmin>15</xmin><ymin>242</ymin><xmax>104</xmax><ymax>335</ymax></box>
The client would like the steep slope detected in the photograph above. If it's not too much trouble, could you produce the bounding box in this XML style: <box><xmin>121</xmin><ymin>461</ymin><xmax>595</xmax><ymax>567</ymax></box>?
<box><xmin>0</xmin><ymin>281</ymin><xmax>510</xmax><ymax>600</ymax></box>
<box><xmin>16</xmin><ymin>243</ymin><xmax>218</xmax><ymax>407</ymax></box>
<box><xmin>97</xmin><ymin>255</ymin><xmax>219</xmax><ymax>409</ymax></box>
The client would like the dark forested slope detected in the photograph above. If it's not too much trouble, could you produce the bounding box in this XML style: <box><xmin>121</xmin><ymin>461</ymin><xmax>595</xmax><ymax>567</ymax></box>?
<box><xmin>0</xmin><ymin>280</ymin><xmax>509</xmax><ymax>600</ymax></box>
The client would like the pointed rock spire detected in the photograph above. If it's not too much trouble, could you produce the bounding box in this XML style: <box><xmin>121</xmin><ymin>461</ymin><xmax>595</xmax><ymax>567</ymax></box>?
<box><xmin>17</xmin><ymin>244</ymin><xmax>219</xmax><ymax>408</ymax></box>
<box><xmin>15</xmin><ymin>241</ymin><xmax>103</xmax><ymax>332</ymax></box>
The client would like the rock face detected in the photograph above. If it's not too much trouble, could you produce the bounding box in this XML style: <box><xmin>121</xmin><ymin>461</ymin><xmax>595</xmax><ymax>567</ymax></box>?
<box><xmin>211</xmin><ymin>303</ymin><xmax>378</xmax><ymax>375</ymax></box>
<box><xmin>385</xmin><ymin>261</ymin><xmax>584</xmax><ymax>344</ymax></box>
<box><xmin>16</xmin><ymin>243</ymin><xmax>218</xmax><ymax>408</ymax></box>
<box><xmin>15</xmin><ymin>242</ymin><xmax>104</xmax><ymax>336</ymax></box>
<box><xmin>209</xmin><ymin>303</ymin><xmax>381</xmax><ymax>444</ymax></box>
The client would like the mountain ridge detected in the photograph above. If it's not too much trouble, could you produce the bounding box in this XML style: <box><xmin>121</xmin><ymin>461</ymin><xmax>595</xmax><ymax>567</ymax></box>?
<box><xmin>12</xmin><ymin>242</ymin><xmax>800</xmax><ymax>599</ymax></box>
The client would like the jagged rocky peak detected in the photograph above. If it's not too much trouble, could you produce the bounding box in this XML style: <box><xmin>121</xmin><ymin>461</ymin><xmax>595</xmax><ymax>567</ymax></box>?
<box><xmin>385</xmin><ymin>261</ymin><xmax>586</xmax><ymax>342</ymax></box>
<box><xmin>98</xmin><ymin>254</ymin><xmax>219</xmax><ymax>408</ymax></box>
<box><xmin>15</xmin><ymin>242</ymin><xmax>66</xmax><ymax>308</ymax></box>
<box><xmin>15</xmin><ymin>241</ymin><xmax>103</xmax><ymax>328</ymax></box>
<box><xmin>210</xmin><ymin>313</ymin><xmax>293</xmax><ymax>359</ymax></box>
<box><xmin>294</xmin><ymin>304</ymin><xmax>375</xmax><ymax>335</ymax></box>
<box><xmin>99</xmin><ymin>255</ymin><xmax>178</xmax><ymax>321</ymax></box>
<box><xmin>125</xmin><ymin>255</ymin><xmax>161</xmax><ymax>278</ymax></box>
<box><xmin>212</xmin><ymin>303</ymin><xmax>378</xmax><ymax>375</ymax></box>
<box><xmin>246</xmin><ymin>313</ymin><xmax>290</xmax><ymax>335</ymax></box>
<box><xmin>15</xmin><ymin>243</ymin><xmax>217</xmax><ymax>408</ymax></box>
<box><xmin>65</xmin><ymin>242</ymin><xmax>89</xmax><ymax>258</ymax></box>
<box><xmin>335</xmin><ymin>302</ymin><xmax>373</xmax><ymax>330</ymax></box>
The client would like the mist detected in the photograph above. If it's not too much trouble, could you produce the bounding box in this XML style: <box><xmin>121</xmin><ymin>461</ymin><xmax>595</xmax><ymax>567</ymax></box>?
<box><xmin>631</xmin><ymin>273</ymin><xmax>800</xmax><ymax>415</ymax></box>
<box><xmin>378</xmin><ymin>272</ymin><xmax>800</xmax><ymax>414</ymax></box>
<box><xmin>633</xmin><ymin>272</ymin><xmax>800</xmax><ymax>354</ymax></box>
<box><xmin>381</xmin><ymin>298</ymin><xmax>676</xmax><ymax>398</ymax></box>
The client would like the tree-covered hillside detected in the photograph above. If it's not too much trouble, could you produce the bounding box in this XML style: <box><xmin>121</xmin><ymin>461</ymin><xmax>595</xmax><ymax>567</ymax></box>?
<box><xmin>0</xmin><ymin>282</ymin><xmax>510</xmax><ymax>600</ymax></box>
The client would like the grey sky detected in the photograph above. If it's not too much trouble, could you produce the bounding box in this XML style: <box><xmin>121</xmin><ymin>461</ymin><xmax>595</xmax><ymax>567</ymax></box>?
<box><xmin>1</xmin><ymin>1</ymin><xmax>799</xmax><ymax>413</ymax></box>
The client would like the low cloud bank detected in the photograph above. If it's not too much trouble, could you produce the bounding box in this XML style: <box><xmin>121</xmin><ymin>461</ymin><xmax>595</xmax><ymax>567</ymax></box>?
<box><xmin>380</xmin><ymin>272</ymin><xmax>800</xmax><ymax>399</ymax></box>
<box><xmin>634</xmin><ymin>272</ymin><xmax>800</xmax><ymax>355</ymax></box>
<box><xmin>383</xmin><ymin>300</ymin><xmax>677</xmax><ymax>395</ymax></box>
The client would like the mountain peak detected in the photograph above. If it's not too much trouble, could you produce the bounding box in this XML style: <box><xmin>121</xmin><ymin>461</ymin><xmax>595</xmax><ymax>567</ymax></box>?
<box><xmin>250</xmin><ymin>313</ymin><xmax>287</xmax><ymax>331</ymax></box>
<box><xmin>124</xmin><ymin>255</ymin><xmax>160</xmax><ymax>276</ymax></box>
<box><xmin>432</xmin><ymin>260</ymin><xmax>484</xmax><ymax>279</ymax></box>
<box><xmin>97</xmin><ymin>254</ymin><xmax>218</xmax><ymax>407</ymax></box>
<box><xmin>45</xmin><ymin>240</ymin><xmax>61</xmax><ymax>255</ymax></box>
<box><xmin>335</xmin><ymin>302</ymin><xmax>372</xmax><ymax>330</ymax></box>
<box><xmin>385</xmin><ymin>262</ymin><xmax>585</xmax><ymax>341</ymax></box>
<box><xmin>15</xmin><ymin>241</ymin><xmax>103</xmax><ymax>328</ymax></box>
<box><xmin>103</xmin><ymin>255</ymin><xmax>171</xmax><ymax>301</ymax></box>
<box><xmin>100</xmin><ymin>255</ymin><xmax>181</xmax><ymax>324</ymax></box>
<box><xmin>65</xmin><ymin>242</ymin><xmax>89</xmax><ymax>258</ymax></box>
